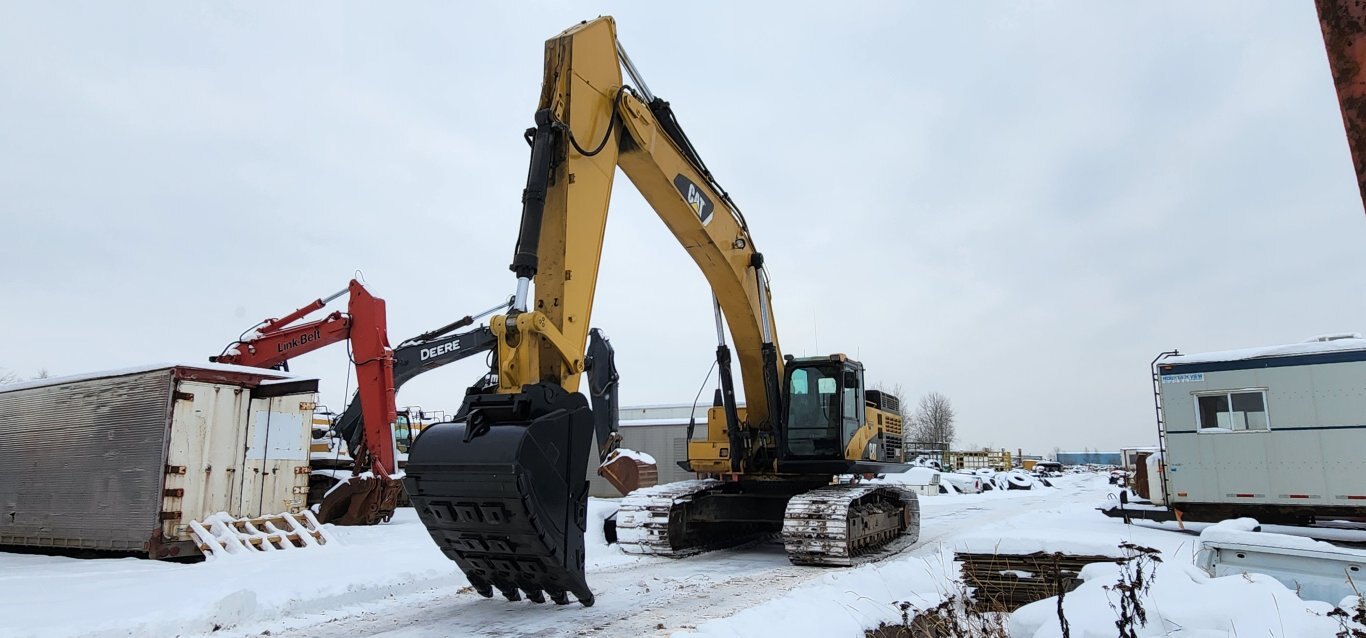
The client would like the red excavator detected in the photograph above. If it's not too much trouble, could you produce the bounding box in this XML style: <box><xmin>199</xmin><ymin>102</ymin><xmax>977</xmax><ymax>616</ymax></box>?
<box><xmin>211</xmin><ymin>279</ymin><xmax>404</xmax><ymax>525</ymax></box>
<box><xmin>212</xmin><ymin>279</ymin><xmax>657</xmax><ymax>526</ymax></box>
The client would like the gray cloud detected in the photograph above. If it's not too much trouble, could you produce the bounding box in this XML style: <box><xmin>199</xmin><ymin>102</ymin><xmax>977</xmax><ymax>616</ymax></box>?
<box><xmin>3</xmin><ymin>2</ymin><xmax>1363</xmax><ymax>454</ymax></box>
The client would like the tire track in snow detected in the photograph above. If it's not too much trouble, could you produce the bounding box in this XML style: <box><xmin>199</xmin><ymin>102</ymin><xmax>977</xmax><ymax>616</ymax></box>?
<box><xmin>229</xmin><ymin>478</ymin><xmax>1102</xmax><ymax>638</ymax></box>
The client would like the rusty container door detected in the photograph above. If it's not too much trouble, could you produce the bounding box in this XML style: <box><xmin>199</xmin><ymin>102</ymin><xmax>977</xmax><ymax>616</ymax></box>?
<box><xmin>238</xmin><ymin>388</ymin><xmax>314</xmax><ymax>518</ymax></box>
<box><xmin>161</xmin><ymin>380</ymin><xmax>253</xmax><ymax>549</ymax></box>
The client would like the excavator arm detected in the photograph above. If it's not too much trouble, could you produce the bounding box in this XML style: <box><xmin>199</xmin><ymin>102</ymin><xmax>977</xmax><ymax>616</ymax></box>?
<box><xmin>497</xmin><ymin>16</ymin><xmax>784</xmax><ymax>472</ymax></box>
<box><xmin>214</xmin><ymin>279</ymin><xmax>402</xmax><ymax>525</ymax></box>
<box><xmin>325</xmin><ymin>308</ymin><xmax>651</xmax><ymax>496</ymax></box>
<box><xmin>331</xmin><ymin>324</ymin><xmax>497</xmax><ymax>456</ymax></box>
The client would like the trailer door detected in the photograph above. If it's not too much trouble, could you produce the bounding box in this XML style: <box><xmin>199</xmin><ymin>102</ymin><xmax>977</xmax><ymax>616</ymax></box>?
<box><xmin>240</xmin><ymin>393</ymin><xmax>312</xmax><ymax>517</ymax></box>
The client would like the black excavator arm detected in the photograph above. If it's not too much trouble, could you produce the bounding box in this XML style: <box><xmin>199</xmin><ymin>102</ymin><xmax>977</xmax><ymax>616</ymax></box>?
<box><xmin>333</xmin><ymin>325</ymin><xmax>497</xmax><ymax>456</ymax></box>
<box><xmin>331</xmin><ymin>319</ymin><xmax>638</xmax><ymax>492</ymax></box>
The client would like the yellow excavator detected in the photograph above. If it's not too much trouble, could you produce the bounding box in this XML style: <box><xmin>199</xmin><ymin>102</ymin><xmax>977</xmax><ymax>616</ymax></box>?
<box><xmin>403</xmin><ymin>16</ymin><xmax>918</xmax><ymax>608</ymax></box>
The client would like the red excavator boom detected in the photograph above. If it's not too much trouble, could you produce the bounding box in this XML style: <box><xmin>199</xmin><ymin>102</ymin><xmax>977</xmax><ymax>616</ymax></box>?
<box><xmin>213</xmin><ymin>279</ymin><xmax>401</xmax><ymax>524</ymax></box>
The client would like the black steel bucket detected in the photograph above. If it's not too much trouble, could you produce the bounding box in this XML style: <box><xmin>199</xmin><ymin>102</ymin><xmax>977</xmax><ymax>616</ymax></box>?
<box><xmin>404</xmin><ymin>383</ymin><xmax>595</xmax><ymax>606</ymax></box>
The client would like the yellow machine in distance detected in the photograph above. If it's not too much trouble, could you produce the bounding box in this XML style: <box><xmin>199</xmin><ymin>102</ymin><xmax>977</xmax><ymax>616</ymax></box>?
<box><xmin>403</xmin><ymin>16</ymin><xmax>918</xmax><ymax>608</ymax></box>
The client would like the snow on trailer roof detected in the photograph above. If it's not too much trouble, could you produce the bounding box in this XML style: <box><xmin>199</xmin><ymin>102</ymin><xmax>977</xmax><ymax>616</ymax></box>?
<box><xmin>1163</xmin><ymin>333</ymin><xmax>1366</xmax><ymax>365</ymax></box>
<box><xmin>0</xmin><ymin>361</ymin><xmax>303</xmax><ymax>393</ymax></box>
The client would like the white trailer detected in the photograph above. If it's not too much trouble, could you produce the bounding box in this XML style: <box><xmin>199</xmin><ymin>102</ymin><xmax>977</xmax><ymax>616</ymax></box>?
<box><xmin>1141</xmin><ymin>335</ymin><xmax>1366</xmax><ymax>524</ymax></box>
<box><xmin>0</xmin><ymin>363</ymin><xmax>319</xmax><ymax>558</ymax></box>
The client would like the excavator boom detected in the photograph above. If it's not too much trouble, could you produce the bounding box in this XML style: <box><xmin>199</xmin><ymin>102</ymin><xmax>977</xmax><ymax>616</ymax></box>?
<box><xmin>215</xmin><ymin>279</ymin><xmax>402</xmax><ymax>525</ymax></box>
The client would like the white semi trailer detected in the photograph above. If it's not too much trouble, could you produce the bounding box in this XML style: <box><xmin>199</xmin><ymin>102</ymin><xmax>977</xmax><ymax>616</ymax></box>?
<box><xmin>0</xmin><ymin>363</ymin><xmax>319</xmax><ymax>559</ymax></box>
<box><xmin>1107</xmin><ymin>334</ymin><xmax>1366</xmax><ymax>525</ymax></box>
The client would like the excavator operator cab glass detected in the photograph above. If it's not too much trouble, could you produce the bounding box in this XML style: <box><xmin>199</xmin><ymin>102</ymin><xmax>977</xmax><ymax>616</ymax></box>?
<box><xmin>785</xmin><ymin>363</ymin><xmax>851</xmax><ymax>459</ymax></box>
<box><xmin>841</xmin><ymin>368</ymin><xmax>864</xmax><ymax>444</ymax></box>
<box><xmin>394</xmin><ymin>414</ymin><xmax>413</xmax><ymax>453</ymax></box>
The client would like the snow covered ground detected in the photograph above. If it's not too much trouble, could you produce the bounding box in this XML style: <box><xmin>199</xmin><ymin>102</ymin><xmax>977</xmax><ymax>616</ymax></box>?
<box><xmin>2</xmin><ymin>474</ymin><xmax>1362</xmax><ymax>637</ymax></box>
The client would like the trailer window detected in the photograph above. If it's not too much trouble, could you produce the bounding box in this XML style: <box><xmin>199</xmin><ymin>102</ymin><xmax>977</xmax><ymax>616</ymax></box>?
<box><xmin>1196</xmin><ymin>390</ymin><xmax>1268</xmax><ymax>431</ymax></box>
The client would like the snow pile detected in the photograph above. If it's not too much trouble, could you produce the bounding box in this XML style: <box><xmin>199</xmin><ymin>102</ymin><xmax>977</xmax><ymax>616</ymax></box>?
<box><xmin>0</xmin><ymin>511</ymin><xmax>454</xmax><ymax>637</ymax></box>
<box><xmin>1197</xmin><ymin>517</ymin><xmax>1361</xmax><ymax>554</ymax></box>
<box><xmin>679</xmin><ymin>475</ymin><xmax>1097</xmax><ymax>638</ymax></box>
<box><xmin>607</xmin><ymin>447</ymin><xmax>657</xmax><ymax>465</ymax></box>
<box><xmin>939</xmin><ymin>472</ymin><xmax>982</xmax><ymax>494</ymax></box>
<box><xmin>0</xmin><ymin>360</ymin><xmax>298</xmax><ymax>393</ymax></box>
<box><xmin>683</xmin><ymin>476</ymin><xmax>1366</xmax><ymax>638</ymax></box>
<box><xmin>679</xmin><ymin>546</ymin><xmax>960</xmax><ymax>638</ymax></box>
<box><xmin>1010</xmin><ymin>559</ymin><xmax>1364</xmax><ymax>636</ymax></box>
<box><xmin>0</xmin><ymin>501</ymin><xmax>649</xmax><ymax>638</ymax></box>
<box><xmin>868</xmin><ymin>466</ymin><xmax>941</xmax><ymax>486</ymax></box>
<box><xmin>955</xmin><ymin>530</ymin><xmax>1130</xmax><ymax>558</ymax></box>
<box><xmin>586</xmin><ymin>498</ymin><xmax>641</xmax><ymax>569</ymax></box>
<box><xmin>1165</xmin><ymin>335</ymin><xmax>1366</xmax><ymax>365</ymax></box>
<box><xmin>10</xmin><ymin>474</ymin><xmax>1363</xmax><ymax>638</ymax></box>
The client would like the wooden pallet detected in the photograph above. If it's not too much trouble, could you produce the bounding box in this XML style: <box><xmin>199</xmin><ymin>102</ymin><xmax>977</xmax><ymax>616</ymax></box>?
<box><xmin>188</xmin><ymin>511</ymin><xmax>335</xmax><ymax>557</ymax></box>
<box><xmin>956</xmin><ymin>551</ymin><xmax>1128</xmax><ymax>611</ymax></box>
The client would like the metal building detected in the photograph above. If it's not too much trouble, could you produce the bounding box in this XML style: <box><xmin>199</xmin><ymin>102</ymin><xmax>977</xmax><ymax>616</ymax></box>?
<box><xmin>586</xmin><ymin>403</ymin><xmax>710</xmax><ymax>498</ymax></box>
<box><xmin>1055</xmin><ymin>452</ymin><xmax>1122</xmax><ymax>465</ymax></box>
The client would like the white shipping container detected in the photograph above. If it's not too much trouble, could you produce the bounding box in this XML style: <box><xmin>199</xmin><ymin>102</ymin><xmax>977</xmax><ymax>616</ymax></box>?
<box><xmin>0</xmin><ymin>363</ymin><xmax>318</xmax><ymax>559</ymax></box>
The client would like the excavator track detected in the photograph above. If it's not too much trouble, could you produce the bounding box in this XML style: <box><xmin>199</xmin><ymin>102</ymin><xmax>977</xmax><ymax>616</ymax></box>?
<box><xmin>782</xmin><ymin>484</ymin><xmax>920</xmax><ymax>567</ymax></box>
<box><xmin>615</xmin><ymin>479</ymin><xmax>723</xmax><ymax>557</ymax></box>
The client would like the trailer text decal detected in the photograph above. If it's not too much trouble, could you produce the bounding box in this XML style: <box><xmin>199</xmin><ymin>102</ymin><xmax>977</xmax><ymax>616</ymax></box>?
<box><xmin>1160</xmin><ymin>373</ymin><xmax>1204</xmax><ymax>384</ymax></box>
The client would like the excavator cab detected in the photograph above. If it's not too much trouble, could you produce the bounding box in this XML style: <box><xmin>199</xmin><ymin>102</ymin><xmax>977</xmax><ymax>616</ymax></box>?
<box><xmin>393</xmin><ymin>413</ymin><xmax>413</xmax><ymax>453</ymax></box>
<box><xmin>782</xmin><ymin>356</ymin><xmax>866</xmax><ymax>460</ymax></box>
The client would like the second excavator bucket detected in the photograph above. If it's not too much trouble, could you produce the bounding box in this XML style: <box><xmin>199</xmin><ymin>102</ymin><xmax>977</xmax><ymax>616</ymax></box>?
<box><xmin>315</xmin><ymin>473</ymin><xmax>404</xmax><ymax>526</ymax></box>
<box><xmin>404</xmin><ymin>383</ymin><xmax>595</xmax><ymax>607</ymax></box>
<box><xmin>597</xmin><ymin>449</ymin><xmax>659</xmax><ymax>496</ymax></box>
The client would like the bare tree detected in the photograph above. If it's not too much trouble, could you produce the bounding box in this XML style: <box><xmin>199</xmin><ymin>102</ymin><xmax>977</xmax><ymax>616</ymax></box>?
<box><xmin>1</xmin><ymin>367</ymin><xmax>50</xmax><ymax>384</ymax></box>
<box><xmin>910</xmin><ymin>391</ymin><xmax>956</xmax><ymax>446</ymax></box>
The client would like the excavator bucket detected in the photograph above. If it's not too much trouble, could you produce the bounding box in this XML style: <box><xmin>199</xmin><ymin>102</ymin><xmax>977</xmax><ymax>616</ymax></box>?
<box><xmin>404</xmin><ymin>384</ymin><xmax>595</xmax><ymax>606</ymax></box>
<box><xmin>314</xmin><ymin>473</ymin><xmax>404</xmax><ymax>526</ymax></box>
<box><xmin>597</xmin><ymin>449</ymin><xmax>659</xmax><ymax>496</ymax></box>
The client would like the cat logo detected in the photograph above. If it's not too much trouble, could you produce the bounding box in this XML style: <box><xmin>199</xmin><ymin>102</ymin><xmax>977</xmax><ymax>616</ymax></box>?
<box><xmin>672</xmin><ymin>174</ymin><xmax>713</xmax><ymax>224</ymax></box>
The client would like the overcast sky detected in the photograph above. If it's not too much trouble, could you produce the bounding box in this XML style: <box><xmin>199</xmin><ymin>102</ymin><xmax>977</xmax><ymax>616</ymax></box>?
<box><xmin>3</xmin><ymin>2</ymin><xmax>1364</xmax><ymax>453</ymax></box>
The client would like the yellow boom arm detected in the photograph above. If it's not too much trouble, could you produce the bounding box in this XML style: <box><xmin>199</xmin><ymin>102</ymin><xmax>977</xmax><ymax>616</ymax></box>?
<box><xmin>496</xmin><ymin>16</ymin><xmax>784</xmax><ymax>442</ymax></box>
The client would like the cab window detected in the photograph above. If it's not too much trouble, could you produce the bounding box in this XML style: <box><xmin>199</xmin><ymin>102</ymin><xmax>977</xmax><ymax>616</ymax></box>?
<box><xmin>785</xmin><ymin>366</ymin><xmax>841</xmax><ymax>458</ymax></box>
